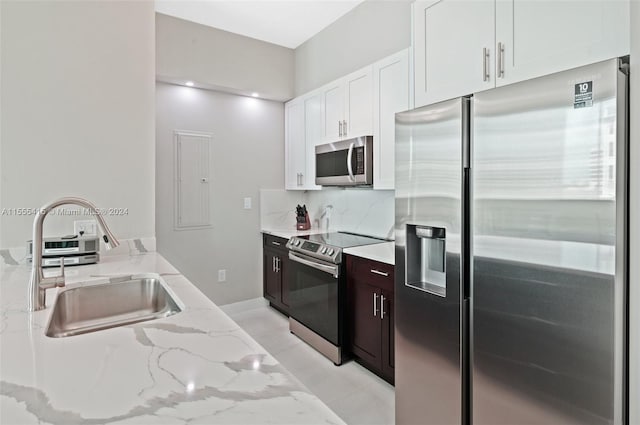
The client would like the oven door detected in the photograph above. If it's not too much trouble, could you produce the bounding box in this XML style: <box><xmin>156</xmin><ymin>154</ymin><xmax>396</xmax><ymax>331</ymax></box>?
<box><xmin>288</xmin><ymin>251</ymin><xmax>342</xmax><ymax>345</ymax></box>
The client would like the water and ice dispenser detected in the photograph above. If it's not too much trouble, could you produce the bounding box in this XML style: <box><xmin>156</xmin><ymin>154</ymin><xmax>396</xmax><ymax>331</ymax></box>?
<box><xmin>405</xmin><ymin>224</ymin><xmax>447</xmax><ymax>297</ymax></box>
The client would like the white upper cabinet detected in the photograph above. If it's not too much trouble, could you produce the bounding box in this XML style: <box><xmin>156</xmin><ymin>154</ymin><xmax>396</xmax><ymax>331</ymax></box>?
<box><xmin>495</xmin><ymin>0</ymin><xmax>630</xmax><ymax>87</ymax></box>
<box><xmin>303</xmin><ymin>90</ymin><xmax>323</xmax><ymax>190</ymax></box>
<box><xmin>414</xmin><ymin>0</ymin><xmax>495</xmax><ymax>107</ymax></box>
<box><xmin>344</xmin><ymin>66</ymin><xmax>374</xmax><ymax>138</ymax></box>
<box><xmin>284</xmin><ymin>99</ymin><xmax>306</xmax><ymax>190</ymax></box>
<box><xmin>373</xmin><ymin>49</ymin><xmax>410</xmax><ymax>190</ymax></box>
<box><xmin>322</xmin><ymin>81</ymin><xmax>344</xmax><ymax>142</ymax></box>
<box><xmin>285</xmin><ymin>93</ymin><xmax>322</xmax><ymax>191</ymax></box>
<box><xmin>321</xmin><ymin>65</ymin><xmax>373</xmax><ymax>142</ymax></box>
<box><xmin>413</xmin><ymin>0</ymin><xmax>630</xmax><ymax>108</ymax></box>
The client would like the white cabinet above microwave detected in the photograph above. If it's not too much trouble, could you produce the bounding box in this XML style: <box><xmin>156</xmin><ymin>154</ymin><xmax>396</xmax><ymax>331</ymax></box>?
<box><xmin>321</xmin><ymin>65</ymin><xmax>374</xmax><ymax>143</ymax></box>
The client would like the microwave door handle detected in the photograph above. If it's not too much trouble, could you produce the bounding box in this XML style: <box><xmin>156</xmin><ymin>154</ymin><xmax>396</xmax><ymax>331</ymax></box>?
<box><xmin>347</xmin><ymin>142</ymin><xmax>355</xmax><ymax>182</ymax></box>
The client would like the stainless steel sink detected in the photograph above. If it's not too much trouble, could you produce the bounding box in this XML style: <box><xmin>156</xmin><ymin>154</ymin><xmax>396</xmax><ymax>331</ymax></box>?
<box><xmin>46</xmin><ymin>275</ymin><xmax>182</xmax><ymax>338</ymax></box>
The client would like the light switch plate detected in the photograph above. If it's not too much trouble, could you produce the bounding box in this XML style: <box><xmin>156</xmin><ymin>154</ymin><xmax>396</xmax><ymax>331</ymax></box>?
<box><xmin>243</xmin><ymin>197</ymin><xmax>252</xmax><ymax>209</ymax></box>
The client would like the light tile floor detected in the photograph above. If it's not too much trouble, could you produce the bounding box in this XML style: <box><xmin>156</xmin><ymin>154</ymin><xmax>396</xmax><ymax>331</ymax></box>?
<box><xmin>221</xmin><ymin>298</ymin><xmax>395</xmax><ymax>425</ymax></box>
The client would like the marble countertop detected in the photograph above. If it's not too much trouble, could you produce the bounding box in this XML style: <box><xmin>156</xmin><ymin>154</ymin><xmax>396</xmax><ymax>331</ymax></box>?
<box><xmin>261</xmin><ymin>228</ymin><xmax>323</xmax><ymax>240</ymax></box>
<box><xmin>343</xmin><ymin>242</ymin><xmax>395</xmax><ymax>265</ymax></box>
<box><xmin>0</xmin><ymin>252</ymin><xmax>344</xmax><ymax>424</ymax></box>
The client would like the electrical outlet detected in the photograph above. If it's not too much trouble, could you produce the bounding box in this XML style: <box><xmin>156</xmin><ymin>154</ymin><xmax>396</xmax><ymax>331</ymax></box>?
<box><xmin>74</xmin><ymin>220</ymin><xmax>97</xmax><ymax>236</ymax></box>
<box><xmin>243</xmin><ymin>197</ymin><xmax>252</xmax><ymax>210</ymax></box>
<box><xmin>218</xmin><ymin>269</ymin><xmax>226</xmax><ymax>282</ymax></box>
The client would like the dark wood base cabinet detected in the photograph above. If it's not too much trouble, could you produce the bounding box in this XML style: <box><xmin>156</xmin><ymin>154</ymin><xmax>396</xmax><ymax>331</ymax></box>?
<box><xmin>346</xmin><ymin>255</ymin><xmax>394</xmax><ymax>384</ymax></box>
<box><xmin>263</xmin><ymin>234</ymin><xmax>290</xmax><ymax>315</ymax></box>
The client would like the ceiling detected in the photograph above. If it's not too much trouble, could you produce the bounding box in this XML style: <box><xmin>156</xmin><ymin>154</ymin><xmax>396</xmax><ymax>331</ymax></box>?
<box><xmin>154</xmin><ymin>0</ymin><xmax>366</xmax><ymax>49</ymax></box>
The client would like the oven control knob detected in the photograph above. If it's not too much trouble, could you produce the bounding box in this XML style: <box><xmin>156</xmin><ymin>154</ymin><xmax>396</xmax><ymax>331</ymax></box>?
<box><xmin>295</xmin><ymin>240</ymin><xmax>301</xmax><ymax>246</ymax></box>
<box><xmin>321</xmin><ymin>247</ymin><xmax>328</xmax><ymax>254</ymax></box>
<box><xmin>328</xmin><ymin>249</ymin><xmax>334</xmax><ymax>256</ymax></box>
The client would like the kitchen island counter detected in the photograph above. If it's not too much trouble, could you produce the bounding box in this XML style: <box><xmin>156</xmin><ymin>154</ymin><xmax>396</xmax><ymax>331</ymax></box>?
<box><xmin>0</xmin><ymin>251</ymin><xmax>344</xmax><ymax>424</ymax></box>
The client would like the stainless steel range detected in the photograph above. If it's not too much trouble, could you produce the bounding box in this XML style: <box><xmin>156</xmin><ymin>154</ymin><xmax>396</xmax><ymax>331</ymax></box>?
<box><xmin>286</xmin><ymin>232</ymin><xmax>385</xmax><ymax>365</ymax></box>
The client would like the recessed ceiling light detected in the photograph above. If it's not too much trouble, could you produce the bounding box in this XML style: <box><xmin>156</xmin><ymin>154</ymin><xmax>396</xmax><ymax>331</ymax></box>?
<box><xmin>185</xmin><ymin>81</ymin><xmax>194</xmax><ymax>87</ymax></box>
<box><xmin>251</xmin><ymin>92</ymin><xmax>259</xmax><ymax>98</ymax></box>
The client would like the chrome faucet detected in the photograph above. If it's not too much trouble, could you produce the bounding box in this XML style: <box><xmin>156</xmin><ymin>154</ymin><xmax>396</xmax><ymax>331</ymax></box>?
<box><xmin>28</xmin><ymin>197</ymin><xmax>120</xmax><ymax>311</ymax></box>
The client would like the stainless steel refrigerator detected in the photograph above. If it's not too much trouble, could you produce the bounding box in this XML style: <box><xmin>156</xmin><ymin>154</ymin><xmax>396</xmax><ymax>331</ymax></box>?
<box><xmin>395</xmin><ymin>58</ymin><xmax>628</xmax><ymax>425</ymax></box>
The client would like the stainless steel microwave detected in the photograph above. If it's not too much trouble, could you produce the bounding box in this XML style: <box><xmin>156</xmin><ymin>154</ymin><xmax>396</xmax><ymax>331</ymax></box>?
<box><xmin>315</xmin><ymin>136</ymin><xmax>373</xmax><ymax>186</ymax></box>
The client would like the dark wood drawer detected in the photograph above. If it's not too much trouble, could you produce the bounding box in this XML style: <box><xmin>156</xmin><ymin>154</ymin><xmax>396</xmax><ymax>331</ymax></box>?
<box><xmin>348</xmin><ymin>255</ymin><xmax>394</xmax><ymax>293</ymax></box>
<box><xmin>263</xmin><ymin>234</ymin><xmax>288</xmax><ymax>251</ymax></box>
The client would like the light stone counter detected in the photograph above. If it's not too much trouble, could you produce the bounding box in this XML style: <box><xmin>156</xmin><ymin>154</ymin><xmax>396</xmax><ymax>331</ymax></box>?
<box><xmin>343</xmin><ymin>242</ymin><xmax>395</xmax><ymax>265</ymax></box>
<box><xmin>0</xmin><ymin>251</ymin><xmax>344</xmax><ymax>424</ymax></box>
<box><xmin>261</xmin><ymin>228</ymin><xmax>323</xmax><ymax>240</ymax></box>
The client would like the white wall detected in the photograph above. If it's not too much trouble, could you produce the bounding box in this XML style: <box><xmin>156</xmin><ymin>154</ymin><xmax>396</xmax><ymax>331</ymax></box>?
<box><xmin>629</xmin><ymin>1</ymin><xmax>639</xmax><ymax>422</ymax></box>
<box><xmin>0</xmin><ymin>0</ymin><xmax>155</xmax><ymax>249</ymax></box>
<box><xmin>156</xmin><ymin>13</ymin><xmax>294</xmax><ymax>102</ymax></box>
<box><xmin>156</xmin><ymin>83</ymin><xmax>284</xmax><ymax>305</ymax></box>
<box><xmin>294</xmin><ymin>0</ymin><xmax>412</xmax><ymax>96</ymax></box>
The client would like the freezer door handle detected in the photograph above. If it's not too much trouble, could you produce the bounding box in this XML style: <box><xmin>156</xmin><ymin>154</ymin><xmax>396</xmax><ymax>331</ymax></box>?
<box><xmin>463</xmin><ymin>167</ymin><xmax>471</xmax><ymax>300</ymax></box>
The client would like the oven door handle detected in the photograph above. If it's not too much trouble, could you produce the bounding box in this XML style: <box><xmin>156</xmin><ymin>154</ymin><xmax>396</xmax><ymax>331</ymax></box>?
<box><xmin>289</xmin><ymin>252</ymin><xmax>339</xmax><ymax>278</ymax></box>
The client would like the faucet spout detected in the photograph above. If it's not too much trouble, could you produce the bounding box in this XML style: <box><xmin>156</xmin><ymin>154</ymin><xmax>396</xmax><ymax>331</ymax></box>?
<box><xmin>28</xmin><ymin>197</ymin><xmax>120</xmax><ymax>311</ymax></box>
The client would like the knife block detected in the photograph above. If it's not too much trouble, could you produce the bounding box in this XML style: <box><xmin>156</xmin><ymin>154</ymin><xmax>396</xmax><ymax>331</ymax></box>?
<box><xmin>296</xmin><ymin>213</ymin><xmax>311</xmax><ymax>230</ymax></box>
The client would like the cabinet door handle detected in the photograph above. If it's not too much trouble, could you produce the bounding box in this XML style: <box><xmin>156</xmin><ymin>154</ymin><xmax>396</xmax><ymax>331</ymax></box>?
<box><xmin>275</xmin><ymin>257</ymin><xmax>280</xmax><ymax>273</ymax></box>
<box><xmin>339</xmin><ymin>121</ymin><xmax>342</xmax><ymax>137</ymax></box>
<box><xmin>299</xmin><ymin>173</ymin><xmax>303</xmax><ymax>186</ymax></box>
<box><xmin>498</xmin><ymin>42</ymin><xmax>505</xmax><ymax>78</ymax></box>
<box><xmin>343</xmin><ymin>120</ymin><xmax>347</xmax><ymax>136</ymax></box>
<box><xmin>370</xmin><ymin>269</ymin><xmax>389</xmax><ymax>277</ymax></box>
<box><xmin>380</xmin><ymin>295</ymin><xmax>385</xmax><ymax>320</ymax></box>
<box><xmin>373</xmin><ymin>292</ymin><xmax>378</xmax><ymax>317</ymax></box>
<box><xmin>272</xmin><ymin>256</ymin><xmax>276</xmax><ymax>272</ymax></box>
<box><xmin>483</xmin><ymin>48</ymin><xmax>490</xmax><ymax>82</ymax></box>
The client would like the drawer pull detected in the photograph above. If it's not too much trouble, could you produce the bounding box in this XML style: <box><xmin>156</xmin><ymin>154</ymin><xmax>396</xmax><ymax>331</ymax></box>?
<box><xmin>271</xmin><ymin>241</ymin><xmax>281</xmax><ymax>246</ymax></box>
<box><xmin>370</xmin><ymin>269</ymin><xmax>389</xmax><ymax>277</ymax></box>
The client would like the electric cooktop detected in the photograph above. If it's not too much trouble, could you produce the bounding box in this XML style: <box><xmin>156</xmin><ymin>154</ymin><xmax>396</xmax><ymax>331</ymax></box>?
<box><xmin>286</xmin><ymin>232</ymin><xmax>387</xmax><ymax>264</ymax></box>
